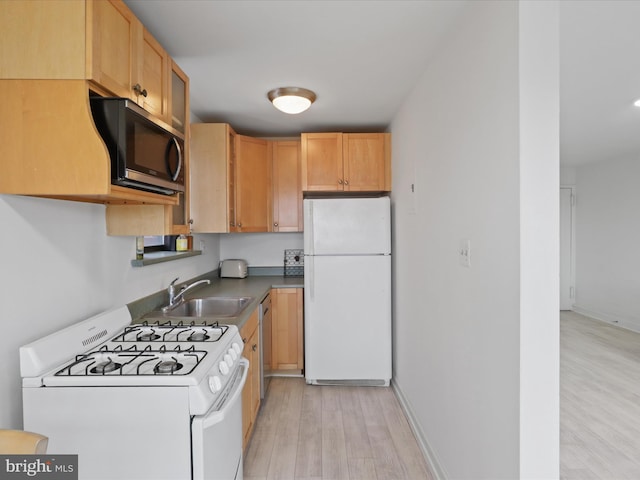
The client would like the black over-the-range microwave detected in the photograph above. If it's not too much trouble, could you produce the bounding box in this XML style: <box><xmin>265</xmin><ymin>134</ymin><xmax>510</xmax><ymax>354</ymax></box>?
<box><xmin>89</xmin><ymin>96</ymin><xmax>185</xmax><ymax>195</ymax></box>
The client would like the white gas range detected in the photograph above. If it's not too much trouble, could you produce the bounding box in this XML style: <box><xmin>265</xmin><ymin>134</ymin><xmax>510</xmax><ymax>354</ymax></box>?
<box><xmin>20</xmin><ymin>306</ymin><xmax>247</xmax><ymax>480</ymax></box>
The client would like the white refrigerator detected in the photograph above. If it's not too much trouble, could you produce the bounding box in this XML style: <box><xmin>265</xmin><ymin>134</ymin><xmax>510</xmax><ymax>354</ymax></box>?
<box><xmin>303</xmin><ymin>197</ymin><xmax>391</xmax><ymax>386</ymax></box>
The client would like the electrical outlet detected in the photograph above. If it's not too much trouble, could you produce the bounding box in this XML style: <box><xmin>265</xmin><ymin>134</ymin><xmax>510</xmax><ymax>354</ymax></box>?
<box><xmin>459</xmin><ymin>239</ymin><xmax>471</xmax><ymax>267</ymax></box>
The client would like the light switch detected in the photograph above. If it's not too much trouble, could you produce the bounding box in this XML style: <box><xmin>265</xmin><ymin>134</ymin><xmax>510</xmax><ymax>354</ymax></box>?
<box><xmin>459</xmin><ymin>239</ymin><xmax>471</xmax><ymax>267</ymax></box>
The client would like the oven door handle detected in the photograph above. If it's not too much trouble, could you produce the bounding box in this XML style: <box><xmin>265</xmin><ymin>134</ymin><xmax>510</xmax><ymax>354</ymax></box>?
<box><xmin>200</xmin><ymin>358</ymin><xmax>248</xmax><ymax>429</ymax></box>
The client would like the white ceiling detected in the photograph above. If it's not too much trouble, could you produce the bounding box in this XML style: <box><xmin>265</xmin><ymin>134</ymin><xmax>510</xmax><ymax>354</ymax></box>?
<box><xmin>125</xmin><ymin>0</ymin><xmax>640</xmax><ymax>167</ymax></box>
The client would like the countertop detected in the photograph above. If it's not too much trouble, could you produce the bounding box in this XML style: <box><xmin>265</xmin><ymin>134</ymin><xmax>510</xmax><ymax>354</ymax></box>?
<box><xmin>127</xmin><ymin>273</ymin><xmax>304</xmax><ymax>331</ymax></box>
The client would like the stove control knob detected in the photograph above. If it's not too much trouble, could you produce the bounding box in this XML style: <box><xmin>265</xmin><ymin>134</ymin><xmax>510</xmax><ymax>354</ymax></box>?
<box><xmin>208</xmin><ymin>375</ymin><xmax>222</xmax><ymax>393</ymax></box>
<box><xmin>232</xmin><ymin>342</ymin><xmax>242</xmax><ymax>355</ymax></box>
<box><xmin>224</xmin><ymin>353</ymin><xmax>234</xmax><ymax>367</ymax></box>
<box><xmin>228</xmin><ymin>348</ymin><xmax>238</xmax><ymax>361</ymax></box>
<box><xmin>219</xmin><ymin>360</ymin><xmax>230</xmax><ymax>376</ymax></box>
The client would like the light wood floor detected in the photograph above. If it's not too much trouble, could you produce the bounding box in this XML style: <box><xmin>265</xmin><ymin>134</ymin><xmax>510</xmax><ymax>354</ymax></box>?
<box><xmin>561</xmin><ymin>311</ymin><xmax>640</xmax><ymax>479</ymax></box>
<box><xmin>243</xmin><ymin>377</ymin><xmax>434</xmax><ymax>480</ymax></box>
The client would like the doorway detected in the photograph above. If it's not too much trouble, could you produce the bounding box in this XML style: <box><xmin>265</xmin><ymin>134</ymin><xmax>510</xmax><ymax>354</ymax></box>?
<box><xmin>560</xmin><ymin>186</ymin><xmax>575</xmax><ymax>310</ymax></box>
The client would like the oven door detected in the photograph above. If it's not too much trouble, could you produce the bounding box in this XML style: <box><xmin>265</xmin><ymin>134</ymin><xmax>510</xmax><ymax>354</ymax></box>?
<box><xmin>192</xmin><ymin>358</ymin><xmax>248</xmax><ymax>480</ymax></box>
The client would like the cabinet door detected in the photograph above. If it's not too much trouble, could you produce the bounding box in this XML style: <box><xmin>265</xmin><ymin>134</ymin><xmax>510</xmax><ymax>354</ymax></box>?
<box><xmin>272</xmin><ymin>140</ymin><xmax>302</xmax><ymax>232</ymax></box>
<box><xmin>241</xmin><ymin>335</ymin><xmax>253</xmax><ymax>449</ymax></box>
<box><xmin>137</xmin><ymin>27</ymin><xmax>169</xmax><ymax>121</ymax></box>
<box><xmin>301</xmin><ymin>133</ymin><xmax>344</xmax><ymax>191</ymax></box>
<box><xmin>271</xmin><ymin>288</ymin><xmax>304</xmax><ymax>372</ymax></box>
<box><xmin>89</xmin><ymin>0</ymin><xmax>138</xmax><ymax>99</ymax></box>
<box><xmin>343</xmin><ymin>133</ymin><xmax>391</xmax><ymax>191</ymax></box>
<box><xmin>235</xmin><ymin>135</ymin><xmax>272</xmax><ymax>232</ymax></box>
<box><xmin>249</xmin><ymin>327</ymin><xmax>261</xmax><ymax>420</ymax></box>
<box><xmin>1</xmin><ymin>0</ymin><xmax>85</xmax><ymax>79</ymax></box>
<box><xmin>169</xmin><ymin>60</ymin><xmax>189</xmax><ymax>134</ymax></box>
<box><xmin>240</xmin><ymin>311</ymin><xmax>259</xmax><ymax>450</ymax></box>
<box><xmin>190</xmin><ymin>124</ymin><xmax>235</xmax><ymax>233</ymax></box>
<box><xmin>166</xmin><ymin>62</ymin><xmax>190</xmax><ymax>232</ymax></box>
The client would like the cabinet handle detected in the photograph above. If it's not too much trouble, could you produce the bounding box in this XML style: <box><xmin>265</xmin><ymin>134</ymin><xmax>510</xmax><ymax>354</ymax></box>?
<box><xmin>132</xmin><ymin>83</ymin><xmax>148</xmax><ymax>97</ymax></box>
<box><xmin>344</xmin><ymin>180</ymin><xmax>349</xmax><ymax>185</ymax></box>
<box><xmin>338</xmin><ymin>179</ymin><xmax>344</xmax><ymax>185</ymax></box>
<box><xmin>237</xmin><ymin>223</ymin><xmax>242</xmax><ymax>228</ymax></box>
<box><xmin>230</xmin><ymin>222</ymin><xmax>236</xmax><ymax>227</ymax></box>
<box><xmin>242</xmin><ymin>337</ymin><xmax>247</xmax><ymax>344</ymax></box>
<box><xmin>252</xmin><ymin>344</ymin><xmax>257</xmax><ymax>352</ymax></box>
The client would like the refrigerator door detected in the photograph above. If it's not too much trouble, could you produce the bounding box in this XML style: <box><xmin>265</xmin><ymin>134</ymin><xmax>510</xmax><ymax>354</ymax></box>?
<box><xmin>304</xmin><ymin>197</ymin><xmax>391</xmax><ymax>255</ymax></box>
<box><xmin>304</xmin><ymin>254</ymin><xmax>391</xmax><ymax>384</ymax></box>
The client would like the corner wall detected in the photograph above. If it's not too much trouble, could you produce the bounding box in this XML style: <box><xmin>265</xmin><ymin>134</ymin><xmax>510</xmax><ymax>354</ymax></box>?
<box><xmin>390</xmin><ymin>1</ymin><xmax>558</xmax><ymax>478</ymax></box>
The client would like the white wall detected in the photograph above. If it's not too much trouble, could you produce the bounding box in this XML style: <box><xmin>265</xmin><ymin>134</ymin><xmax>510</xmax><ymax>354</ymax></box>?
<box><xmin>573</xmin><ymin>156</ymin><xmax>640</xmax><ymax>331</ymax></box>
<box><xmin>518</xmin><ymin>1</ymin><xmax>560</xmax><ymax>475</ymax></box>
<box><xmin>560</xmin><ymin>166</ymin><xmax>577</xmax><ymax>185</ymax></box>
<box><xmin>390</xmin><ymin>1</ymin><xmax>558</xmax><ymax>478</ymax></box>
<box><xmin>0</xmin><ymin>195</ymin><xmax>220</xmax><ymax>429</ymax></box>
<box><xmin>219</xmin><ymin>232</ymin><xmax>303</xmax><ymax>267</ymax></box>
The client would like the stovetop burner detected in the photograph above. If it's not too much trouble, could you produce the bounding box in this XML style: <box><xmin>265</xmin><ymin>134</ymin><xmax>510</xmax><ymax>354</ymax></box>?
<box><xmin>188</xmin><ymin>332</ymin><xmax>209</xmax><ymax>342</ymax></box>
<box><xmin>155</xmin><ymin>359</ymin><xmax>183</xmax><ymax>374</ymax></box>
<box><xmin>138</xmin><ymin>332</ymin><xmax>161</xmax><ymax>342</ymax></box>
<box><xmin>90</xmin><ymin>360</ymin><xmax>122</xmax><ymax>374</ymax></box>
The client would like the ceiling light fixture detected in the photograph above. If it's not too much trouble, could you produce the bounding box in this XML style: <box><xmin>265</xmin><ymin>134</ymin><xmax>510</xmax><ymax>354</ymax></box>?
<box><xmin>267</xmin><ymin>87</ymin><xmax>316</xmax><ymax>114</ymax></box>
<box><xmin>634</xmin><ymin>98</ymin><xmax>640</xmax><ymax>107</ymax></box>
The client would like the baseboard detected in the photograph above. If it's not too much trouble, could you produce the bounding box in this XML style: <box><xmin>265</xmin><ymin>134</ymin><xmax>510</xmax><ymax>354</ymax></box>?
<box><xmin>572</xmin><ymin>304</ymin><xmax>640</xmax><ymax>334</ymax></box>
<box><xmin>391</xmin><ymin>380</ymin><xmax>448</xmax><ymax>480</ymax></box>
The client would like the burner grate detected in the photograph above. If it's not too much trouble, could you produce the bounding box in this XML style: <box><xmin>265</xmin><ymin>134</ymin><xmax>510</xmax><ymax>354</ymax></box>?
<box><xmin>55</xmin><ymin>344</ymin><xmax>207</xmax><ymax>377</ymax></box>
<box><xmin>111</xmin><ymin>321</ymin><xmax>228</xmax><ymax>343</ymax></box>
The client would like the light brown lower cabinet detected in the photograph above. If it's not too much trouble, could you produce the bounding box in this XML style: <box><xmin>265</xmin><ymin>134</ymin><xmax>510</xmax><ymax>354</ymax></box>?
<box><xmin>240</xmin><ymin>309</ymin><xmax>260</xmax><ymax>450</ymax></box>
<box><xmin>271</xmin><ymin>288</ymin><xmax>304</xmax><ymax>373</ymax></box>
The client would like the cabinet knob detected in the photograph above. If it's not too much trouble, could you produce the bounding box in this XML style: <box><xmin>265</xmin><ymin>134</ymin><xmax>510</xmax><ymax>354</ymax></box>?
<box><xmin>338</xmin><ymin>179</ymin><xmax>344</xmax><ymax>185</ymax></box>
<box><xmin>237</xmin><ymin>222</ymin><xmax>242</xmax><ymax>228</ymax></box>
<box><xmin>252</xmin><ymin>344</ymin><xmax>257</xmax><ymax>352</ymax></box>
<box><xmin>274</xmin><ymin>222</ymin><xmax>279</xmax><ymax>227</ymax></box>
<box><xmin>132</xmin><ymin>83</ymin><xmax>148</xmax><ymax>98</ymax></box>
<box><xmin>344</xmin><ymin>180</ymin><xmax>349</xmax><ymax>185</ymax></box>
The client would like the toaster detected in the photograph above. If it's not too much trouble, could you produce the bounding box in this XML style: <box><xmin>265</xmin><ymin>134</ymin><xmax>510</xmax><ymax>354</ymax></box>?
<box><xmin>220</xmin><ymin>259</ymin><xmax>248</xmax><ymax>278</ymax></box>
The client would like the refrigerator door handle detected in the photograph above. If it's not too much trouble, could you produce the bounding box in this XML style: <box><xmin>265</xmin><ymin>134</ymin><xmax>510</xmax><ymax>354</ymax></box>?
<box><xmin>308</xmin><ymin>256</ymin><xmax>314</xmax><ymax>300</ymax></box>
<box><xmin>305</xmin><ymin>201</ymin><xmax>314</xmax><ymax>255</ymax></box>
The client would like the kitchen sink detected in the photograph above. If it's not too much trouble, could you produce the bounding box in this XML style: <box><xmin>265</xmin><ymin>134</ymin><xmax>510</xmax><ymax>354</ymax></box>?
<box><xmin>145</xmin><ymin>296</ymin><xmax>254</xmax><ymax>319</ymax></box>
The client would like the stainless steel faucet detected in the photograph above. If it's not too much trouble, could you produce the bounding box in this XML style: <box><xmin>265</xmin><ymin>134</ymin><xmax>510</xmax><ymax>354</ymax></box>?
<box><xmin>163</xmin><ymin>277</ymin><xmax>211</xmax><ymax>311</ymax></box>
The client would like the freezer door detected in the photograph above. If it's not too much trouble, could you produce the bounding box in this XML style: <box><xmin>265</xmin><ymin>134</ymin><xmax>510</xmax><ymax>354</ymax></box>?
<box><xmin>304</xmin><ymin>197</ymin><xmax>391</xmax><ymax>255</ymax></box>
<box><xmin>304</xmin><ymin>255</ymin><xmax>391</xmax><ymax>384</ymax></box>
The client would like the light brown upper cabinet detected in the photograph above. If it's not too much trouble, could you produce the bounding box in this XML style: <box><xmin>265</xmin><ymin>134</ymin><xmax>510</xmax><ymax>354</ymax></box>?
<box><xmin>88</xmin><ymin>0</ymin><xmax>137</xmax><ymax>99</ymax></box>
<box><xmin>301</xmin><ymin>132</ymin><xmax>391</xmax><ymax>192</ymax></box>
<box><xmin>191</xmin><ymin>126</ymin><xmax>303</xmax><ymax>234</ymax></box>
<box><xmin>272</xmin><ymin>140</ymin><xmax>303</xmax><ymax>232</ymax></box>
<box><xmin>170</xmin><ymin>61</ymin><xmax>189</xmax><ymax>135</ymax></box>
<box><xmin>235</xmin><ymin>135</ymin><xmax>272</xmax><ymax>233</ymax></box>
<box><xmin>300</xmin><ymin>133</ymin><xmax>343</xmax><ymax>192</ymax></box>
<box><xmin>0</xmin><ymin>0</ymin><xmax>188</xmax><ymax>212</ymax></box>
<box><xmin>190</xmin><ymin>123</ymin><xmax>237</xmax><ymax>233</ymax></box>
<box><xmin>89</xmin><ymin>0</ymin><xmax>169</xmax><ymax>122</ymax></box>
<box><xmin>191</xmin><ymin>125</ymin><xmax>273</xmax><ymax>234</ymax></box>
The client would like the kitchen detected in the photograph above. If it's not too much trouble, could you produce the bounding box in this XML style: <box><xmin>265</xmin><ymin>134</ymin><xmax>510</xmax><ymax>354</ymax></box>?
<box><xmin>0</xmin><ymin>1</ymin><xmax>559</xmax><ymax>479</ymax></box>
